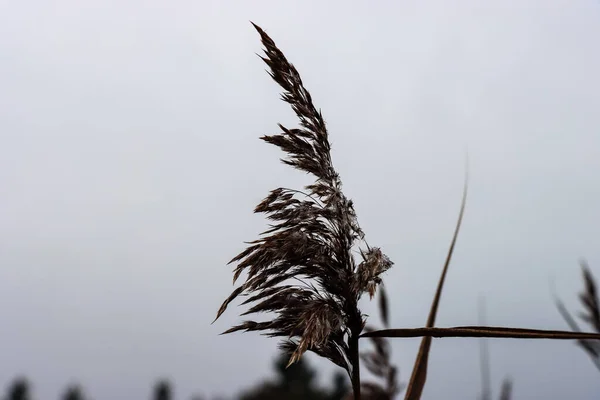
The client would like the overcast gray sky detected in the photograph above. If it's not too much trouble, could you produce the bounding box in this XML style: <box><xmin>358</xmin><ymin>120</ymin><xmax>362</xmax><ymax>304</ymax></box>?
<box><xmin>1</xmin><ymin>0</ymin><xmax>600</xmax><ymax>399</ymax></box>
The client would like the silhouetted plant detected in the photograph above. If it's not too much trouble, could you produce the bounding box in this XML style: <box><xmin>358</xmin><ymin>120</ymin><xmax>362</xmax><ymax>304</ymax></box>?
<box><xmin>358</xmin><ymin>286</ymin><xmax>402</xmax><ymax>399</ymax></box>
<box><xmin>153</xmin><ymin>379</ymin><xmax>172</xmax><ymax>400</ymax></box>
<box><xmin>5</xmin><ymin>377</ymin><xmax>30</xmax><ymax>400</ymax></box>
<box><xmin>555</xmin><ymin>260</ymin><xmax>600</xmax><ymax>371</ymax></box>
<box><xmin>215</xmin><ymin>22</ymin><xmax>600</xmax><ymax>400</ymax></box>
<box><xmin>61</xmin><ymin>384</ymin><xmax>85</xmax><ymax>400</ymax></box>
<box><xmin>497</xmin><ymin>380</ymin><xmax>513</xmax><ymax>400</ymax></box>
<box><xmin>239</xmin><ymin>352</ymin><xmax>348</xmax><ymax>400</ymax></box>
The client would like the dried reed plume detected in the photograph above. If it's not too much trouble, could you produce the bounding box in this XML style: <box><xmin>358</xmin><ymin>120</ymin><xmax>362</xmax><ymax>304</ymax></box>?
<box><xmin>215</xmin><ymin>22</ymin><xmax>600</xmax><ymax>400</ymax></box>
<box><xmin>555</xmin><ymin>260</ymin><xmax>600</xmax><ymax>371</ymax></box>
<box><xmin>213</xmin><ymin>22</ymin><xmax>392</xmax><ymax>397</ymax></box>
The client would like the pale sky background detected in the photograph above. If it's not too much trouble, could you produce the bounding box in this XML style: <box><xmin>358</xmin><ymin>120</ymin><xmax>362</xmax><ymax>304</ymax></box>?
<box><xmin>1</xmin><ymin>0</ymin><xmax>599</xmax><ymax>399</ymax></box>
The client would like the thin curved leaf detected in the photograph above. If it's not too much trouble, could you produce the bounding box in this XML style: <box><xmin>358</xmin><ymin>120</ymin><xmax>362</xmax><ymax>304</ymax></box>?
<box><xmin>403</xmin><ymin>168</ymin><xmax>468</xmax><ymax>400</ymax></box>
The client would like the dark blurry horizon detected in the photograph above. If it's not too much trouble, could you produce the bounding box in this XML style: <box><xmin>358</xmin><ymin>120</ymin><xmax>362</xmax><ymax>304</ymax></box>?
<box><xmin>1</xmin><ymin>351</ymin><xmax>350</xmax><ymax>400</ymax></box>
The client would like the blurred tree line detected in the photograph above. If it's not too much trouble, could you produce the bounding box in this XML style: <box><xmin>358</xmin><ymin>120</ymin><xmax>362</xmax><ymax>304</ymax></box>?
<box><xmin>2</xmin><ymin>352</ymin><xmax>349</xmax><ymax>400</ymax></box>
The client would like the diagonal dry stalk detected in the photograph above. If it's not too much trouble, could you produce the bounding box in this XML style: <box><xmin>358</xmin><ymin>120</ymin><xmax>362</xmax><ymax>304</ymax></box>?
<box><xmin>215</xmin><ymin>22</ymin><xmax>600</xmax><ymax>400</ymax></box>
<box><xmin>555</xmin><ymin>260</ymin><xmax>600</xmax><ymax>371</ymax></box>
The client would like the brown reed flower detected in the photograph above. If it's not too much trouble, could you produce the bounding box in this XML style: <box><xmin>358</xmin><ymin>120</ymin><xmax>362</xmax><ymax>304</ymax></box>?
<box><xmin>555</xmin><ymin>260</ymin><xmax>600</xmax><ymax>370</ymax></box>
<box><xmin>213</xmin><ymin>22</ymin><xmax>392</xmax><ymax>395</ymax></box>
